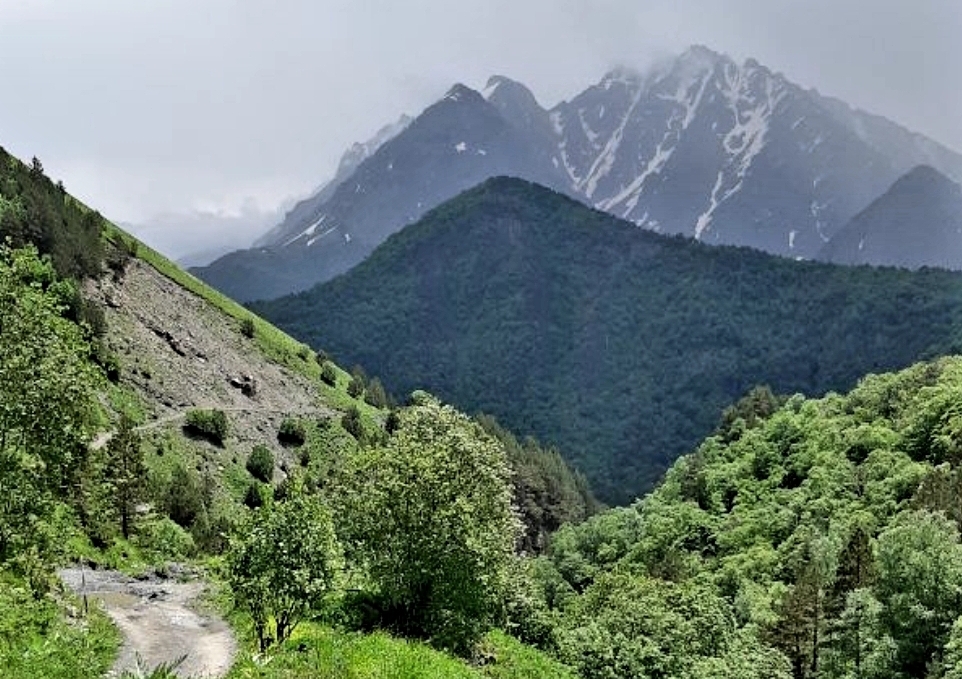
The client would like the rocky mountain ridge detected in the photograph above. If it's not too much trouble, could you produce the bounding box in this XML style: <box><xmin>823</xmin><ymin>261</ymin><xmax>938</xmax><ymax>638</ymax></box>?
<box><xmin>194</xmin><ymin>45</ymin><xmax>962</xmax><ymax>301</ymax></box>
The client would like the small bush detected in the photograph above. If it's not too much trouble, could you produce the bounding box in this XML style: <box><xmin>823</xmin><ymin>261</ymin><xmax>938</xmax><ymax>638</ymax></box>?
<box><xmin>364</xmin><ymin>377</ymin><xmax>389</xmax><ymax>408</ymax></box>
<box><xmin>298</xmin><ymin>446</ymin><xmax>311</xmax><ymax>467</ymax></box>
<box><xmin>246</xmin><ymin>444</ymin><xmax>274</xmax><ymax>482</ymax></box>
<box><xmin>243</xmin><ymin>482</ymin><xmax>265</xmax><ymax>510</ymax></box>
<box><xmin>320</xmin><ymin>363</ymin><xmax>337</xmax><ymax>387</ymax></box>
<box><xmin>347</xmin><ymin>365</ymin><xmax>367</xmax><ymax>398</ymax></box>
<box><xmin>278</xmin><ymin>418</ymin><xmax>307</xmax><ymax>447</ymax></box>
<box><xmin>136</xmin><ymin>517</ymin><xmax>196</xmax><ymax>561</ymax></box>
<box><xmin>315</xmin><ymin>349</ymin><xmax>329</xmax><ymax>364</ymax></box>
<box><xmin>164</xmin><ymin>463</ymin><xmax>204</xmax><ymax>529</ymax></box>
<box><xmin>183</xmin><ymin>409</ymin><xmax>228</xmax><ymax>445</ymax></box>
<box><xmin>240</xmin><ymin>317</ymin><xmax>255</xmax><ymax>338</ymax></box>
<box><xmin>297</xmin><ymin>345</ymin><xmax>311</xmax><ymax>361</ymax></box>
<box><xmin>342</xmin><ymin>406</ymin><xmax>364</xmax><ymax>440</ymax></box>
<box><xmin>93</xmin><ymin>342</ymin><xmax>121</xmax><ymax>383</ymax></box>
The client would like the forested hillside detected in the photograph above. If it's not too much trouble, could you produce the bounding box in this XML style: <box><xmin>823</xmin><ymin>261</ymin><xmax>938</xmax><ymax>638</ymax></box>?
<box><xmin>532</xmin><ymin>355</ymin><xmax>962</xmax><ymax>678</ymax></box>
<box><xmin>254</xmin><ymin>177</ymin><xmax>962</xmax><ymax>504</ymax></box>
<box><xmin>0</xmin><ymin>150</ymin><xmax>596</xmax><ymax>678</ymax></box>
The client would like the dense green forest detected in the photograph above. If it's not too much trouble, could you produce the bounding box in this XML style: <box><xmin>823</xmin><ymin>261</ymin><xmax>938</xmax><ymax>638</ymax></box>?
<box><xmin>531</xmin><ymin>355</ymin><xmax>962</xmax><ymax>678</ymax></box>
<box><xmin>253</xmin><ymin>177</ymin><xmax>962</xmax><ymax>504</ymax></box>
<box><xmin>0</xmin><ymin>146</ymin><xmax>106</xmax><ymax>280</ymax></box>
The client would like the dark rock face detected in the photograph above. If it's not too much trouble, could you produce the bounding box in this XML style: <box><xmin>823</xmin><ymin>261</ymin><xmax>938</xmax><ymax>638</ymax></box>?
<box><xmin>194</xmin><ymin>46</ymin><xmax>962</xmax><ymax>301</ymax></box>
<box><xmin>821</xmin><ymin>166</ymin><xmax>962</xmax><ymax>269</ymax></box>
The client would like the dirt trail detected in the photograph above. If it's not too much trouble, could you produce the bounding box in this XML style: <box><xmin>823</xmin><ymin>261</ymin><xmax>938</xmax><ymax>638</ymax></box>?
<box><xmin>60</xmin><ymin>567</ymin><xmax>236</xmax><ymax>678</ymax></box>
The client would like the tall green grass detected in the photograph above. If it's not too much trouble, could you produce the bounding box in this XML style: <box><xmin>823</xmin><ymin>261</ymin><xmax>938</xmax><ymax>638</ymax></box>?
<box><xmin>225</xmin><ymin>623</ymin><xmax>576</xmax><ymax>679</ymax></box>
<box><xmin>0</xmin><ymin>575</ymin><xmax>119</xmax><ymax>679</ymax></box>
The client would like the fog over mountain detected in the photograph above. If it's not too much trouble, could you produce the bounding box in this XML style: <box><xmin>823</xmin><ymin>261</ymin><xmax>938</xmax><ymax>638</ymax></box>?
<box><xmin>195</xmin><ymin>47</ymin><xmax>962</xmax><ymax>301</ymax></box>
<box><xmin>1</xmin><ymin>1</ymin><xmax>959</xmax><ymax>259</ymax></box>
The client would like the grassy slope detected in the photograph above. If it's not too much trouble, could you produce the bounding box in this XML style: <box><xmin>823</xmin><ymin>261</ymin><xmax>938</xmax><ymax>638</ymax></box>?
<box><xmin>226</xmin><ymin>624</ymin><xmax>575</xmax><ymax>679</ymax></box>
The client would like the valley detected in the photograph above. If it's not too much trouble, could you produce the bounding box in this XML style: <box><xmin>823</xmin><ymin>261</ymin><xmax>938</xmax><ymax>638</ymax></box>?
<box><xmin>3</xmin><ymin>16</ymin><xmax>962</xmax><ymax>679</ymax></box>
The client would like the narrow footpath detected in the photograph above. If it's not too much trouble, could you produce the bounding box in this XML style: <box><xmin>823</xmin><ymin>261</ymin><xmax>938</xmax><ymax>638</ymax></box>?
<box><xmin>60</xmin><ymin>567</ymin><xmax>236</xmax><ymax>678</ymax></box>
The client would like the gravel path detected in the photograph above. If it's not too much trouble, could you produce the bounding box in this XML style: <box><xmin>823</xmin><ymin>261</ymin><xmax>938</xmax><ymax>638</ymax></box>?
<box><xmin>60</xmin><ymin>567</ymin><xmax>236</xmax><ymax>678</ymax></box>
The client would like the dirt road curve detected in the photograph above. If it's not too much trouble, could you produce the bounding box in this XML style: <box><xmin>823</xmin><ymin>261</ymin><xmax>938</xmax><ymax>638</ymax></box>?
<box><xmin>59</xmin><ymin>567</ymin><xmax>235</xmax><ymax>678</ymax></box>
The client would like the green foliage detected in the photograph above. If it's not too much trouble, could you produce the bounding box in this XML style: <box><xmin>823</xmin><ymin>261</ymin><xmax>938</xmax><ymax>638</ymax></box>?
<box><xmin>243</xmin><ymin>482</ymin><xmax>265</xmax><ymax>510</ymax></box>
<box><xmin>341</xmin><ymin>405</ymin><xmax>363</xmax><ymax>441</ymax></box>
<box><xmin>163</xmin><ymin>462</ymin><xmax>205</xmax><ymax>529</ymax></box>
<box><xmin>0</xmin><ymin>244</ymin><xmax>100</xmax><ymax>576</ymax></box>
<box><xmin>335</xmin><ymin>397</ymin><xmax>522</xmax><ymax>654</ymax></box>
<box><xmin>246</xmin><ymin>444</ymin><xmax>274</xmax><ymax>482</ymax></box>
<box><xmin>254</xmin><ymin>177</ymin><xmax>962</xmax><ymax>504</ymax></box>
<box><xmin>105</xmin><ymin>414</ymin><xmax>146</xmax><ymax>539</ymax></box>
<box><xmin>240</xmin><ymin>316</ymin><xmax>256</xmax><ymax>338</ymax></box>
<box><xmin>512</xmin><ymin>356</ymin><xmax>962</xmax><ymax>678</ymax></box>
<box><xmin>478</xmin><ymin>415</ymin><xmax>599</xmax><ymax>554</ymax></box>
<box><xmin>0</xmin><ymin>573</ymin><xmax>119</xmax><ymax>679</ymax></box>
<box><xmin>278</xmin><ymin>417</ymin><xmax>307</xmax><ymax>447</ymax></box>
<box><xmin>557</xmin><ymin>571</ymin><xmax>785</xmax><ymax>679</ymax></box>
<box><xmin>0</xmin><ymin>147</ymin><xmax>105</xmax><ymax>280</ymax></box>
<box><xmin>229</xmin><ymin>489</ymin><xmax>342</xmax><ymax>651</ymax></box>
<box><xmin>183</xmin><ymin>408</ymin><xmax>229</xmax><ymax>445</ymax></box>
<box><xmin>135</xmin><ymin>516</ymin><xmax>196</xmax><ymax>561</ymax></box>
<box><xmin>320</xmin><ymin>361</ymin><xmax>337</xmax><ymax>387</ymax></box>
<box><xmin>364</xmin><ymin>376</ymin><xmax>389</xmax><ymax>408</ymax></box>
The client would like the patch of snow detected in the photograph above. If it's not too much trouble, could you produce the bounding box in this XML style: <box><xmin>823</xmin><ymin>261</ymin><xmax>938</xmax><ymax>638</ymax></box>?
<box><xmin>858</xmin><ymin>237</ymin><xmax>865</xmax><ymax>251</ymax></box>
<box><xmin>550</xmin><ymin>111</ymin><xmax>564</xmax><ymax>136</ymax></box>
<box><xmin>283</xmin><ymin>215</ymin><xmax>327</xmax><ymax>246</ymax></box>
<box><xmin>558</xmin><ymin>141</ymin><xmax>582</xmax><ymax>185</ymax></box>
<box><xmin>579</xmin><ymin>87</ymin><xmax>645</xmax><ymax>198</ymax></box>
<box><xmin>791</xmin><ymin>116</ymin><xmax>806</xmax><ymax>130</ymax></box>
<box><xmin>482</xmin><ymin>78</ymin><xmax>501</xmax><ymax>100</ymax></box>
<box><xmin>695</xmin><ymin>172</ymin><xmax>725</xmax><ymax>239</ymax></box>
<box><xmin>788</xmin><ymin>230</ymin><xmax>797</xmax><ymax>249</ymax></box>
<box><xmin>387</xmin><ymin>161</ymin><xmax>393</xmax><ymax>170</ymax></box>
<box><xmin>344</xmin><ymin>232</ymin><xmax>352</xmax><ymax>243</ymax></box>
<box><xmin>455</xmin><ymin>142</ymin><xmax>467</xmax><ymax>153</ymax></box>
<box><xmin>552</xmin><ymin>156</ymin><xmax>559</xmax><ymax>168</ymax></box>
<box><xmin>477</xmin><ymin>148</ymin><xmax>487</xmax><ymax>156</ymax></box>
<box><xmin>577</xmin><ymin>108</ymin><xmax>600</xmax><ymax>145</ymax></box>
<box><xmin>599</xmin><ymin>105</ymin><xmax>606</xmax><ymax>118</ymax></box>
<box><xmin>598</xmin><ymin>136</ymin><xmax>675</xmax><ymax>215</ymax></box>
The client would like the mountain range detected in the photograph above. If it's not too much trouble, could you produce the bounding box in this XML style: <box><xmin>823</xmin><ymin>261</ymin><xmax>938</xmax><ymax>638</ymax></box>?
<box><xmin>195</xmin><ymin>45</ymin><xmax>962</xmax><ymax>301</ymax></box>
<box><xmin>252</xmin><ymin>177</ymin><xmax>962</xmax><ymax>504</ymax></box>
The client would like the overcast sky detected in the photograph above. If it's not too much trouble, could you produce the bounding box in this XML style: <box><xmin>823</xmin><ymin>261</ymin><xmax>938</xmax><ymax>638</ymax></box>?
<box><xmin>1</xmin><ymin>1</ymin><xmax>960</xmax><ymax>257</ymax></box>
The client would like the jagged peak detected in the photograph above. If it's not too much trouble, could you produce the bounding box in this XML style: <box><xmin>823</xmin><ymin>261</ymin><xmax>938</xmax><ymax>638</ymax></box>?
<box><xmin>482</xmin><ymin>75</ymin><xmax>545</xmax><ymax>119</ymax></box>
<box><xmin>442</xmin><ymin>83</ymin><xmax>485</xmax><ymax>104</ymax></box>
<box><xmin>599</xmin><ymin>65</ymin><xmax>645</xmax><ymax>90</ymax></box>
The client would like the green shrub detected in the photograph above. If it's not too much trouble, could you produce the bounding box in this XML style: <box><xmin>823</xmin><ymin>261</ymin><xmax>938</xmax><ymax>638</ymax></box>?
<box><xmin>136</xmin><ymin>517</ymin><xmax>196</xmax><ymax>560</ymax></box>
<box><xmin>278</xmin><ymin>418</ymin><xmax>307</xmax><ymax>447</ymax></box>
<box><xmin>183</xmin><ymin>409</ymin><xmax>228</xmax><ymax>445</ymax></box>
<box><xmin>347</xmin><ymin>377</ymin><xmax>364</xmax><ymax>399</ymax></box>
<box><xmin>246</xmin><ymin>444</ymin><xmax>274</xmax><ymax>482</ymax></box>
<box><xmin>297</xmin><ymin>345</ymin><xmax>311</xmax><ymax>361</ymax></box>
<box><xmin>364</xmin><ymin>377</ymin><xmax>389</xmax><ymax>408</ymax></box>
<box><xmin>163</xmin><ymin>463</ymin><xmax>204</xmax><ymax>529</ymax></box>
<box><xmin>320</xmin><ymin>362</ymin><xmax>337</xmax><ymax>387</ymax></box>
<box><xmin>244</xmin><ymin>483</ymin><xmax>265</xmax><ymax>510</ymax></box>
<box><xmin>341</xmin><ymin>406</ymin><xmax>363</xmax><ymax>440</ymax></box>
<box><xmin>240</xmin><ymin>316</ymin><xmax>255</xmax><ymax>338</ymax></box>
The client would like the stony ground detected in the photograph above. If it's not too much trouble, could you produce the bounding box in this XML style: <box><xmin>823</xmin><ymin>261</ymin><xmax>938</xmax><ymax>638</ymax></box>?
<box><xmin>60</xmin><ymin>567</ymin><xmax>235</xmax><ymax>678</ymax></box>
<box><xmin>88</xmin><ymin>259</ymin><xmax>333</xmax><ymax>460</ymax></box>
